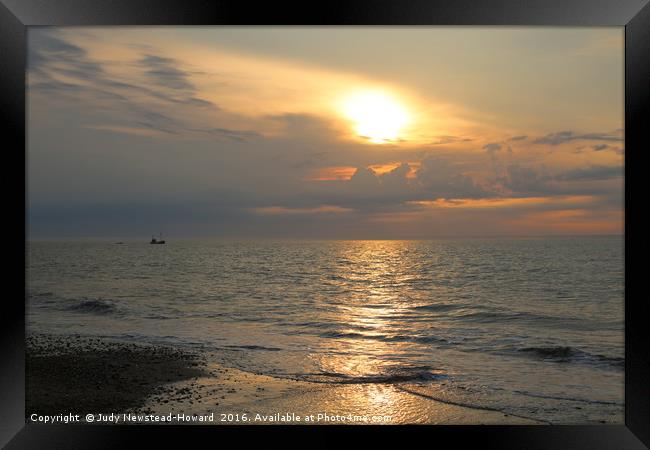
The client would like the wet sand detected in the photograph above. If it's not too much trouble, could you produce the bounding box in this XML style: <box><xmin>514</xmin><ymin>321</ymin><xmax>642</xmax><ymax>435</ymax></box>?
<box><xmin>27</xmin><ymin>334</ymin><xmax>540</xmax><ymax>425</ymax></box>
<box><xmin>145</xmin><ymin>364</ymin><xmax>540</xmax><ymax>424</ymax></box>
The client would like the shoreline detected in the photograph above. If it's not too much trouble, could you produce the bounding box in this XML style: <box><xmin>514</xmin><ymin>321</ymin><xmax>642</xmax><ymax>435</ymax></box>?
<box><xmin>26</xmin><ymin>333</ymin><xmax>540</xmax><ymax>425</ymax></box>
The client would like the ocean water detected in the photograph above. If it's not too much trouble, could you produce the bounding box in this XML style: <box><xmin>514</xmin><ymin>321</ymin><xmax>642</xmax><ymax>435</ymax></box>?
<box><xmin>26</xmin><ymin>237</ymin><xmax>624</xmax><ymax>424</ymax></box>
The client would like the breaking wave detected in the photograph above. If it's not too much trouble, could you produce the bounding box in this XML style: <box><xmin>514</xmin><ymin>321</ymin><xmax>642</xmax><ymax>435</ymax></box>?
<box><xmin>30</xmin><ymin>292</ymin><xmax>120</xmax><ymax>315</ymax></box>
<box><xmin>297</xmin><ymin>367</ymin><xmax>446</xmax><ymax>385</ymax></box>
<box><xmin>65</xmin><ymin>298</ymin><xmax>118</xmax><ymax>314</ymax></box>
<box><xmin>517</xmin><ymin>346</ymin><xmax>623</xmax><ymax>368</ymax></box>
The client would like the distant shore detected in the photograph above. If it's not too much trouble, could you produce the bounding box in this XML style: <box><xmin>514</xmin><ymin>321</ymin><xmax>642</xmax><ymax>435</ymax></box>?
<box><xmin>26</xmin><ymin>333</ymin><xmax>540</xmax><ymax>425</ymax></box>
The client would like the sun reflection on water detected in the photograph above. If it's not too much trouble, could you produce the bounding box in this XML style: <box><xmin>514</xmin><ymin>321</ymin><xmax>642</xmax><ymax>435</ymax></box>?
<box><xmin>309</xmin><ymin>241</ymin><xmax>432</xmax><ymax>381</ymax></box>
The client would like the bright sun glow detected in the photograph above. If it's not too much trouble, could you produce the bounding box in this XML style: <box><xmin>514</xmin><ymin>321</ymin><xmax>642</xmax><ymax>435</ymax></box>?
<box><xmin>343</xmin><ymin>91</ymin><xmax>409</xmax><ymax>144</ymax></box>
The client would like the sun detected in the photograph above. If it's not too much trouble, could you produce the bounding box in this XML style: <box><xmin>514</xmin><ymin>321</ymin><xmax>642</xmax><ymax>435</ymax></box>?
<box><xmin>342</xmin><ymin>91</ymin><xmax>409</xmax><ymax>144</ymax></box>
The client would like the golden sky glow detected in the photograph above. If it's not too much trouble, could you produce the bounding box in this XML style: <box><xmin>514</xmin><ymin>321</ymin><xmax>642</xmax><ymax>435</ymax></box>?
<box><xmin>27</xmin><ymin>27</ymin><xmax>624</xmax><ymax>238</ymax></box>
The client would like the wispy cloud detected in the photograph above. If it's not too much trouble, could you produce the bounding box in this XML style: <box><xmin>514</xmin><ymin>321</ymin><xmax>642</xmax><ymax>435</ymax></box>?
<box><xmin>430</xmin><ymin>135</ymin><xmax>474</xmax><ymax>145</ymax></box>
<box><xmin>139</xmin><ymin>54</ymin><xmax>195</xmax><ymax>91</ymax></box>
<box><xmin>27</xmin><ymin>30</ymin><xmax>261</xmax><ymax>141</ymax></box>
<box><xmin>533</xmin><ymin>130</ymin><xmax>623</xmax><ymax>146</ymax></box>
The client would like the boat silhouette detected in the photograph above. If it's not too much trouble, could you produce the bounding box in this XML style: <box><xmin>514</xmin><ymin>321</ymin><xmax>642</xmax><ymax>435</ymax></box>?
<box><xmin>150</xmin><ymin>234</ymin><xmax>166</xmax><ymax>244</ymax></box>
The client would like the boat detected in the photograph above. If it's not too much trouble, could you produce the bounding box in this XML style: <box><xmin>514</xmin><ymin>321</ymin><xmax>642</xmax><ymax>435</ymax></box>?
<box><xmin>150</xmin><ymin>234</ymin><xmax>166</xmax><ymax>244</ymax></box>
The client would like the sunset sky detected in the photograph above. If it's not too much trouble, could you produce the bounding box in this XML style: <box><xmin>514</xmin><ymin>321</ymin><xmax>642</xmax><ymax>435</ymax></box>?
<box><xmin>27</xmin><ymin>27</ymin><xmax>624</xmax><ymax>238</ymax></box>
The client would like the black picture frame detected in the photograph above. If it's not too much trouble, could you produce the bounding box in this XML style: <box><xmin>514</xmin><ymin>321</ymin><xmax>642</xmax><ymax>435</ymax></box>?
<box><xmin>2</xmin><ymin>0</ymin><xmax>648</xmax><ymax>448</ymax></box>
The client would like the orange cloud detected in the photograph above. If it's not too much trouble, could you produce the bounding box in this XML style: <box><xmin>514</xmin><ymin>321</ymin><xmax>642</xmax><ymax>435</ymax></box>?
<box><xmin>306</xmin><ymin>162</ymin><xmax>421</xmax><ymax>181</ymax></box>
<box><xmin>408</xmin><ymin>195</ymin><xmax>598</xmax><ymax>209</ymax></box>
<box><xmin>368</xmin><ymin>162</ymin><xmax>420</xmax><ymax>178</ymax></box>
<box><xmin>305</xmin><ymin>166</ymin><xmax>357</xmax><ymax>181</ymax></box>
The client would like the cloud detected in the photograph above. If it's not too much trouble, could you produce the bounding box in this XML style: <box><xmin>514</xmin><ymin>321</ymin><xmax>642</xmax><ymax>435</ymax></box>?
<box><xmin>98</xmin><ymin>77</ymin><xmax>216</xmax><ymax>108</ymax></box>
<box><xmin>28</xmin><ymin>30</ymin><xmax>148</xmax><ymax>120</ymax></box>
<box><xmin>494</xmin><ymin>163</ymin><xmax>623</xmax><ymax>197</ymax></box>
<box><xmin>328</xmin><ymin>158</ymin><xmax>488</xmax><ymax>206</ymax></box>
<box><xmin>349</xmin><ymin>166</ymin><xmax>382</xmax><ymax>193</ymax></box>
<box><xmin>27</xmin><ymin>30</ymin><xmax>265</xmax><ymax>142</ymax></box>
<box><xmin>509</xmin><ymin>135</ymin><xmax>527</xmax><ymax>141</ymax></box>
<box><xmin>483</xmin><ymin>142</ymin><xmax>502</xmax><ymax>153</ymax></box>
<box><xmin>380</xmin><ymin>163</ymin><xmax>411</xmax><ymax>189</ymax></box>
<box><xmin>592</xmin><ymin>144</ymin><xmax>609</xmax><ymax>151</ymax></box>
<box><xmin>430</xmin><ymin>135</ymin><xmax>474</xmax><ymax>145</ymax></box>
<box><xmin>408</xmin><ymin>195</ymin><xmax>597</xmax><ymax>211</ymax></box>
<box><xmin>29</xmin><ymin>30</ymin><xmax>103</xmax><ymax>79</ymax></box>
<box><xmin>533</xmin><ymin>130</ymin><xmax>623</xmax><ymax>145</ymax></box>
<box><xmin>29</xmin><ymin>30</ymin><xmax>216</xmax><ymax>109</ymax></box>
<box><xmin>30</xmin><ymin>80</ymin><xmax>84</xmax><ymax>93</ymax></box>
<box><xmin>269</xmin><ymin>113</ymin><xmax>342</xmax><ymax>141</ymax></box>
<box><xmin>294</xmin><ymin>152</ymin><xmax>330</xmax><ymax>171</ymax></box>
<box><xmin>189</xmin><ymin>127</ymin><xmax>262</xmax><ymax>142</ymax></box>
<box><xmin>303</xmin><ymin>158</ymin><xmax>487</xmax><ymax>212</ymax></box>
<box><xmin>556</xmin><ymin>165</ymin><xmax>623</xmax><ymax>181</ymax></box>
<box><xmin>139</xmin><ymin>54</ymin><xmax>195</xmax><ymax>91</ymax></box>
<box><xmin>482</xmin><ymin>141</ymin><xmax>513</xmax><ymax>180</ymax></box>
<box><xmin>415</xmin><ymin>157</ymin><xmax>488</xmax><ymax>199</ymax></box>
<box><xmin>499</xmin><ymin>165</ymin><xmax>554</xmax><ymax>195</ymax></box>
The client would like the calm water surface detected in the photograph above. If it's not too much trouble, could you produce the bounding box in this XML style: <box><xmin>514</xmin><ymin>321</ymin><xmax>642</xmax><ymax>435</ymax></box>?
<box><xmin>27</xmin><ymin>237</ymin><xmax>624</xmax><ymax>424</ymax></box>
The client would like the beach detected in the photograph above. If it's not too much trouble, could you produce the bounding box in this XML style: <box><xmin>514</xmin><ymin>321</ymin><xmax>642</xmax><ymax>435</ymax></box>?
<box><xmin>26</xmin><ymin>334</ymin><xmax>206</xmax><ymax>417</ymax></box>
<box><xmin>26</xmin><ymin>334</ymin><xmax>539</xmax><ymax>425</ymax></box>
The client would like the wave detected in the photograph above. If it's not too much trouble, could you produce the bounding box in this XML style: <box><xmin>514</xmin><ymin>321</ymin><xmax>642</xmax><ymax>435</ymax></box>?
<box><xmin>65</xmin><ymin>298</ymin><xmax>118</xmax><ymax>315</ymax></box>
<box><xmin>512</xmin><ymin>389</ymin><xmax>624</xmax><ymax>406</ymax></box>
<box><xmin>411</xmin><ymin>303</ymin><xmax>463</xmax><ymax>312</ymax></box>
<box><xmin>383</xmin><ymin>334</ymin><xmax>448</xmax><ymax>344</ymax></box>
<box><xmin>319</xmin><ymin>331</ymin><xmax>371</xmax><ymax>340</ymax></box>
<box><xmin>454</xmin><ymin>310</ymin><xmax>581</xmax><ymax>324</ymax></box>
<box><xmin>318</xmin><ymin>330</ymin><xmax>448</xmax><ymax>345</ymax></box>
<box><xmin>517</xmin><ymin>346</ymin><xmax>623</xmax><ymax>368</ymax></box>
<box><xmin>395</xmin><ymin>385</ymin><xmax>552</xmax><ymax>424</ymax></box>
<box><xmin>594</xmin><ymin>355</ymin><xmax>625</xmax><ymax>367</ymax></box>
<box><xmin>296</xmin><ymin>366</ymin><xmax>446</xmax><ymax>385</ymax></box>
<box><xmin>519</xmin><ymin>346</ymin><xmax>575</xmax><ymax>359</ymax></box>
<box><xmin>30</xmin><ymin>292</ymin><xmax>120</xmax><ymax>316</ymax></box>
<box><xmin>224</xmin><ymin>344</ymin><xmax>282</xmax><ymax>352</ymax></box>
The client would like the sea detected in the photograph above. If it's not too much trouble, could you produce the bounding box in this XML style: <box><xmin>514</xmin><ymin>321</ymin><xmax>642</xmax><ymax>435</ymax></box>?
<box><xmin>26</xmin><ymin>236</ymin><xmax>624</xmax><ymax>424</ymax></box>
